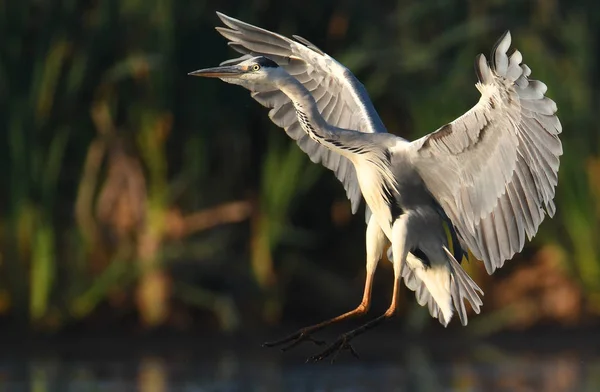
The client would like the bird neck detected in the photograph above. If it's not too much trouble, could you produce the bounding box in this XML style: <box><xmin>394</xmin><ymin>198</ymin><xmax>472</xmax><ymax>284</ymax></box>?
<box><xmin>274</xmin><ymin>74</ymin><xmax>327</xmax><ymax>130</ymax></box>
<box><xmin>273</xmin><ymin>72</ymin><xmax>400</xmax><ymax>228</ymax></box>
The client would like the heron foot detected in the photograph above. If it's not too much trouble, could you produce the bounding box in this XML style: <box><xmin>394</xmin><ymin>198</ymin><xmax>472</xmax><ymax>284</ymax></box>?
<box><xmin>262</xmin><ymin>329</ymin><xmax>326</xmax><ymax>352</ymax></box>
<box><xmin>305</xmin><ymin>333</ymin><xmax>360</xmax><ymax>364</ymax></box>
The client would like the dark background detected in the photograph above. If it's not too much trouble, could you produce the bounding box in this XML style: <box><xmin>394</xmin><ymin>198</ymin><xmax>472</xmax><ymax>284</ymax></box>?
<box><xmin>1</xmin><ymin>0</ymin><xmax>600</xmax><ymax>389</ymax></box>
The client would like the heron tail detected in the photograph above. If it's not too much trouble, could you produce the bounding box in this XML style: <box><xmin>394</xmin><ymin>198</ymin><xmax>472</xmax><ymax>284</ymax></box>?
<box><xmin>390</xmin><ymin>247</ymin><xmax>484</xmax><ymax>326</ymax></box>
<box><xmin>444</xmin><ymin>246</ymin><xmax>484</xmax><ymax>326</ymax></box>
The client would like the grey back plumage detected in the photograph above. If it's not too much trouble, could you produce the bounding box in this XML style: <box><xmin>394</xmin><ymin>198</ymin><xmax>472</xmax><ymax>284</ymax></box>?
<box><xmin>408</xmin><ymin>31</ymin><xmax>562</xmax><ymax>274</ymax></box>
<box><xmin>214</xmin><ymin>12</ymin><xmax>389</xmax><ymax>218</ymax></box>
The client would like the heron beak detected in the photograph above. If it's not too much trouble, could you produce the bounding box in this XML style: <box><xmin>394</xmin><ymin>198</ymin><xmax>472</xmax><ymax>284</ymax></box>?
<box><xmin>188</xmin><ymin>65</ymin><xmax>245</xmax><ymax>78</ymax></box>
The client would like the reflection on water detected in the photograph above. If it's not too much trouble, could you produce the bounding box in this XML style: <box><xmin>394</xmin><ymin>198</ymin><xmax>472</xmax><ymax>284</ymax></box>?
<box><xmin>1</xmin><ymin>336</ymin><xmax>600</xmax><ymax>391</ymax></box>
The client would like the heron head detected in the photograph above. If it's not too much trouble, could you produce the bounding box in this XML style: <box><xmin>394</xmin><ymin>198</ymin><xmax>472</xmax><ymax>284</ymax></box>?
<box><xmin>188</xmin><ymin>56</ymin><xmax>282</xmax><ymax>89</ymax></box>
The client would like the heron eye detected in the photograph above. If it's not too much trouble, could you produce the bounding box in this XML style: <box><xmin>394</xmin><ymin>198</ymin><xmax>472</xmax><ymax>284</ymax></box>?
<box><xmin>252</xmin><ymin>64</ymin><xmax>261</xmax><ymax>71</ymax></box>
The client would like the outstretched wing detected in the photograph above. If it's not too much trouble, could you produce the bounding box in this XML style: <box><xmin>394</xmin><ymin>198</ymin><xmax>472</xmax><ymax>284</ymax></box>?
<box><xmin>215</xmin><ymin>12</ymin><xmax>389</xmax><ymax>217</ymax></box>
<box><xmin>408</xmin><ymin>31</ymin><xmax>562</xmax><ymax>274</ymax></box>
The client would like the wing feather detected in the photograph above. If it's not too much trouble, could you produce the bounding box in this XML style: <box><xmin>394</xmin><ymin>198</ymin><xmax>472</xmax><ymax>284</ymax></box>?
<box><xmin>409</xmin><ymin>31</ymin><xmax>562</xmax><ymax>274</ymax></box>
<box><xmin>215</xmin><ymin>12</ymin><xmax>390</xmax><ymax>218</ymax></box>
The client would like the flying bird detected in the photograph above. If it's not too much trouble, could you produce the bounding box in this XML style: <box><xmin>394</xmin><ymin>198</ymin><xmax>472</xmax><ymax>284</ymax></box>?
<box><xmin>189</xmin><ymin>12</ymin><xmax>562</xmax><ymax>362</ymax></box>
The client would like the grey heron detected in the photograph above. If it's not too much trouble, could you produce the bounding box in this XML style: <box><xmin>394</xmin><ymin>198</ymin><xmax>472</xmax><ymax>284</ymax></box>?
<box><xmin>189</xmin><ymin>12</ymin><xmax>562</xmax><ymax>362</ymax></box>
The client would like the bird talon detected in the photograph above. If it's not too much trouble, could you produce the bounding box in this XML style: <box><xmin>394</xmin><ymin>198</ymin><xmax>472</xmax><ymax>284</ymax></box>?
<box><xmin>348</xmin><ymin>344</ymin><xmax>360</xmax><ymax>359</ymax></box>
<box><xmin>263</xmin><ymin>329</ymin><xmax>325</xmax><ymax>352</ymax></box>
<box><xmin>306</xmin><ymin>334</ymin><xmax>359</xmax><ymax>363</ymax></box>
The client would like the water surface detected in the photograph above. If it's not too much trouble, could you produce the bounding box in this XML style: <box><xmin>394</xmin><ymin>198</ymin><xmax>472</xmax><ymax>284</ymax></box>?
<box><xmin>1</xmin><ymin>330</ymin><xmax>598</xmax><ymax>391</ymax></box>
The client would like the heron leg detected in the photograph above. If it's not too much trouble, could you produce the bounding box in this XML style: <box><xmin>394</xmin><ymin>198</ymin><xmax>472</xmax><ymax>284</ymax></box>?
<box><xmin>307</xmin><ymin>216</ymin><xmax>408</xmax><ymax>363</ymax></box>
<box><xmin>262</xmin><ymin>216</ymin><xmax>386</xmax><ymax>351</ymax></box>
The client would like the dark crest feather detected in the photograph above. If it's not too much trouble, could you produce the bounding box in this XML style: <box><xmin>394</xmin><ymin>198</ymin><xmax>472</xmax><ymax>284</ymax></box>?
<box><xmin>255</xmin><ymin>56</ymin><xmax>279</xmax><ymax>68</ymax></box>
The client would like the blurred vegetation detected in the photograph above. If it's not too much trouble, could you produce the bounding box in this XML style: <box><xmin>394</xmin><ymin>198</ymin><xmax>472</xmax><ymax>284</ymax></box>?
<box><xmin>0</xmin><ymin>0</ymin><xmax>598</xmax><ymax>336</ymax></box>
